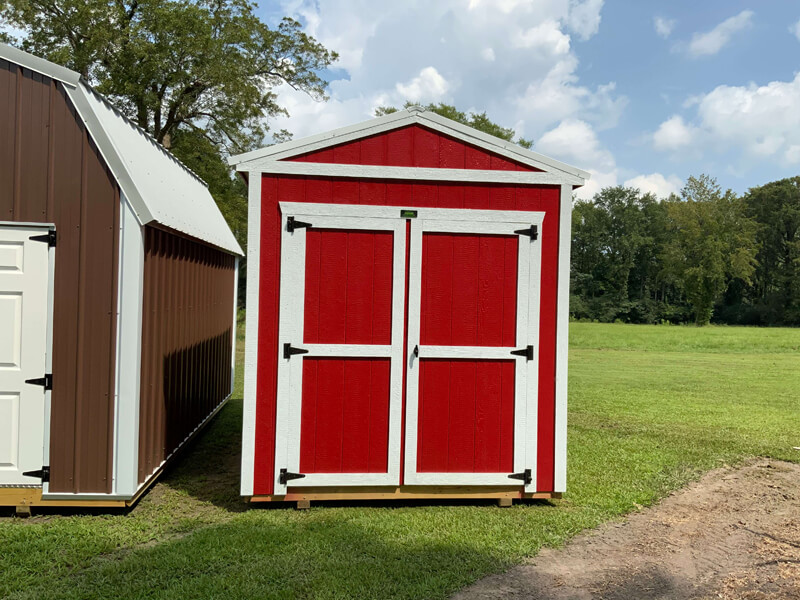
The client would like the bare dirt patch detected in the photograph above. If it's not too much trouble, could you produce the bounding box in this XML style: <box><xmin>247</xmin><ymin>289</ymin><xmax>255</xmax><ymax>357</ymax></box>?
<box><xmin>454</xmin><ymin>459</ymin><xmax>800</xmax><ymax>600</ymax></box>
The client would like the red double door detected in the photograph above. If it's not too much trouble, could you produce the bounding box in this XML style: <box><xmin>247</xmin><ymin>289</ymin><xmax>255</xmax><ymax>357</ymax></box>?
<box><xmin>273</xmin><ymin>203</ymin><xmax>542</xmax><ymax>494</ymax></box>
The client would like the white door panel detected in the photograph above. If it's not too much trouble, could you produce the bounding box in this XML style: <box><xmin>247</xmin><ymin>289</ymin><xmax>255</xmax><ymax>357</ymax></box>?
<box><xmin>0</xmin><ymin>226</ymin><xmax>51</xmax><ymax>486</ymax></box>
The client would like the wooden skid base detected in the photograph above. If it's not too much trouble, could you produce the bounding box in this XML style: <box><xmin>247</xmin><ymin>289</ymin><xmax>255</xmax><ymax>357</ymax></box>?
<box><xmin>249</xmin><ymin>486</ymin><xmax>562</xmax><ymax>503</ymax></box>
<box><xmin>0</xmin><ymin>488</ymin><xmax>127</xmax><ymax>510</ymax></box>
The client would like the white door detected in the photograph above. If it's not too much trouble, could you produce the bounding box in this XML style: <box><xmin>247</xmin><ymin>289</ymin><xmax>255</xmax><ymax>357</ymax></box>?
<box><xmin>273</xmin><ymin>203</ymin><xmax>407</xmax><ymax>494</ymax></box>
<box><xmin>404</xmin><ymin>210</ymin><xmax>544</xmax><ymax>491</ymax></box>
<box><xmin>0</xmin><ymin>225</ymin><xmax>51</xmax><ymax>486</ymax></box>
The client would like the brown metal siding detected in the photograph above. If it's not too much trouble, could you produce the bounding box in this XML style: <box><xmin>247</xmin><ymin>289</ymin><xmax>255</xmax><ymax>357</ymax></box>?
<box><xmin>138</xmin><ymin>226</ymin><xmax>235</xmax><ymax>483</ymax></box>
<box><xmin>0</xmin><ymin>60</ymin><xmax>120</xmax><ymax>493</ymax></box>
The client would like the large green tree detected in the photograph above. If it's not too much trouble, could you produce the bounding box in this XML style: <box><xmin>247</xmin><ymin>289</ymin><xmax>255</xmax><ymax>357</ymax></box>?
<box><xmin>743</xmin><ymin>177</ymin><xmax>800</xmax><ymax>325</ymax></box>
<box><xmin>661</xmin><ymin>175</ymin><xmax>758</xmax><ymax>325</ymax></box>
<box><xmin>1</xmin><ymin>0</ymin><xmax>338</xmax><ymax>256</ymax></box>
<box><xmin>375</xmin><ymin>102</ymin><xmax>533</xmax><ymax>149</ymax></box>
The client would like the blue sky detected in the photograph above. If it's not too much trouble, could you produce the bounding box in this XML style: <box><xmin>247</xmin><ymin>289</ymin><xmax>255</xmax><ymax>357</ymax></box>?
<box><xmin>258</xmin><ymin>1</ymin><xmax>800</xmax><ymax>199</ymax></box>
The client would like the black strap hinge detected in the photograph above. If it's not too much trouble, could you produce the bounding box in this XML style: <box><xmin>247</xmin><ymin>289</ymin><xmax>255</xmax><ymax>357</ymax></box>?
<box><xmin>30</xmin><ymin>230</ymin><xmax>56</xmax><ymax>247</ymax></box>
<box><xmin>25</xmin><ymin>374</ymin><xmax>53</xmax><ymax>390</ymax></box>
<box><xmin>287</xmin><ymin>217</ymin><xmax>313</xmax><ymax>233</ymax></box>
<box><xmin>514</xmin><ymin>225</ymin><xmax>538</xmax><ymax>240</ymax></box>
<box><xmin>279</xmin><ymin>468</ymin><xmax>306</xmax><ymax>485</ymax></box>
<box><xmin>283</xmin><ymin>343</ymin><xmax>309</xmax><ymax>359</ymax></box>
<box><xmin>23</xmin><ymin>466</ymin><xmax>50</xmax><ymax>482</ymax></box>
<box><xmin>510</xmin><ymin>345</ymin><xmax>534</xmax><ymax>361</ymax></box>
<box><xmin>509</xmin><ymin>469</ymin><xmax>531</xmax><ymax>485</ymax></box>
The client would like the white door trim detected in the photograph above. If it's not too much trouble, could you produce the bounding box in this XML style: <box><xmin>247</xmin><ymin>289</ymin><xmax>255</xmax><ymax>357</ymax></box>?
<box><xmin>0</xmin><ymin>223</ymin><xmax>55</xmax><ymax>488</ymax></box>
<box><xmin>274</xmin><ymin>208</ymin><xmax>407</xmax><ymax>492</ymax></box>
<box><xmin>404</xmin><ymin>212</ymin><xmax>544</xmax><ymax>491</ymax></box>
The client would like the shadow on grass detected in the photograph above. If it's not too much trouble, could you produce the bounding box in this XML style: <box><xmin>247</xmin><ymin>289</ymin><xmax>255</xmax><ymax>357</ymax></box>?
<box><xmin>12</xmin><ymin>511</ymin><xmax>512</xmax><ymax>600</ymax></box>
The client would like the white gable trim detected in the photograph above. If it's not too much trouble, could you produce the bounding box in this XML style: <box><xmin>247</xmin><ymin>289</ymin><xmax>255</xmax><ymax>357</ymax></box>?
<box><xmin>237</xmin><ymin>160</ymin><xmax>584</xmax><ymax>186</ymax></box>
<box><xmin>229</xmin><ymin>107</ymin><xmax>589</xmax><ymax>183</ymax></box>
<box><xmin>0</xmin><ymin>42</ymin><xmax>80</xmax><ymax>87</ymax></box>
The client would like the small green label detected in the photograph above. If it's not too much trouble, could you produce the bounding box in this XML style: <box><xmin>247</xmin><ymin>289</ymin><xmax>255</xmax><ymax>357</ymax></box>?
<box><xmin>401</xmin><ymin>209</ymin><xmax>418</xmax><ymax>218</ymax></box>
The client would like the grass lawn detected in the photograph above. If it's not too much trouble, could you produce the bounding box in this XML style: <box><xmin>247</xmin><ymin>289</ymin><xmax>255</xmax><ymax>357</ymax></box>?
<box><xmin>2</xmin><ymin>322</ymin><xmax>799</xmax><ymax>599</ymax></box>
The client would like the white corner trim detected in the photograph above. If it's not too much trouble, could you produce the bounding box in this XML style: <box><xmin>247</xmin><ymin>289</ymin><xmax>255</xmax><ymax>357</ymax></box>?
<box><xmin>553</xmin><ymin>184</ymin><xmax>573</xmax><ymax>493</ymax></box>
<box><xmin>240</xmin><ymin>173</ymin><xmax>262</xmax><ymax>496</ymax></box>
<box><xmin>231</xmin><ymin>256</ymin><xmax>239</xmax><ymax>398</ymax></box>
<box><xmin>229</xmin><ymin>107</ymin><xmax>589</xmax><ymax>182</ymax></box>
<box><xmin>244</xmin><ymin>161</ymin><xmax>583</xmax><ymax>186</ymax></box>
<box><xmin>112</xmin><ymin>194</ymin><xmax>145</xmax><ymax>497</ymax></box>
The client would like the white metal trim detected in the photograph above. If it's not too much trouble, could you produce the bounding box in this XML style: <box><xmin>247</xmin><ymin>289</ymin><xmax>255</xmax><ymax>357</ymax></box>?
<box><xmin>240</xmin><ymin>173</ymin><xmax>261</xmax><ymax>496</ymax></box>
<box><xmin>403</xmin><ymin>212</ymin><xmax>542</xmax><ymax>488</ymax></box>
<box><xmin>0</xmin><ymin>42</ymin><xmax>80</xmax><ymax>87</ymax></box>
<box><xmin>245</xmin><ymin>161</ymin><xmax>583</xmax><ymax>186</ymax></box>
<box><xmin>275</xmin><ymin>207</ymin><xmax>407</xmax><ymax>491</ymax></box>
<box><xmin>42</xmin><ymin>227</ymin><xmax>56</xmax><ymax>495</ymax></box>
<box><xmin>553</xmin><ymin>184</ymin><xmax>572</xmax><ymax>493</ymax></box>
<box><xmin>111</xmin><ymin>194</ymin><xmax>145</xmax><ymax>497</ymax></box>
<box><xmin>230</xmin><ymin>107</ymin><xmax>590</xmax><ymax>181</ymax></box>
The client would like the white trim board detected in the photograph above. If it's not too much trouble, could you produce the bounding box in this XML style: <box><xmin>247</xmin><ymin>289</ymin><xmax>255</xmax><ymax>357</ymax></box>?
<box><xmin>242</xmin><ymin>161</ymin><xmax>583</xmax><ymax>186</ymax></box>
<box><xmin>240</xmin><ymin>173</ymin><xmax>262</xmax><ymax>497</ymax></box>
<box><xmin>229</xmin><ymin>107</ymin><xmax>589</xmax><ymax>183</ymax></box>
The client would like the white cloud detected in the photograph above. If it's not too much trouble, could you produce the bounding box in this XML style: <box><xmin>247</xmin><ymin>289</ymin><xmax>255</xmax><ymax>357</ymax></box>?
<box><xmin>653</xmin><ymin>16</ymin><xmax>676</xmax><ymax>39</ymax></box>
<box><xmin>686</xmin><ymin>10</ymin><xmax>753</xmax><ymax>57</ymax></box>
<box><xmin>396</xmin><ymin>66</ymin><xmax>452</xmax><ymax>102</ymax></box>
<box><xmin>481</xmin><ymin>47</ymin><xmax>495</xmax><ymax>62</ymax></box>
<box><xmin>653</xmin><ymin>115</ymin><xmax>697</xmax><ymax>151</ymax></box>
<box><xmin>790</xmin><ymin>19</ymin><xmax>800</xmax><ymax>42</ymax></box>
<box><xmin>623</xmin><ymin>173</ymin><xmax>682</xmax><ymax>198</ymax></box>
<box><xmin>785</xmin><ymin>145</ymin><xmax>800</xmax><ymax>164</ymax></box>
<box><xmin>566</xmin><ymin>0</ymin><xmax>604</xmax><ymax>41</ymax></box>
<box><xmin>514</xmin><ymin>19</ymin><xmax>571</xmax><ymax>56</ymax></box>
<box><xmin>576</xmin><ymin>169</ymin><xmax>618</xmax><ymax>200</ymax></box>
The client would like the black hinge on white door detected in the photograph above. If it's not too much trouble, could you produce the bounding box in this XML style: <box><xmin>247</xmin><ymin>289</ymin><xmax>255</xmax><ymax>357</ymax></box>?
<box><xmin>287</xmin><ymin>217</ymin><xmax>313</xmax><ymax>233</ymax></box>
<box><xmin>283</xmin><ymin>343</ymin><xmax>309</xmax><ymax>359</ymax></box>
<box><xmin>514</xmin><ymin>225</ymin><xmax>538</xmax><ymax>240</ymax></box>
<box><xmin>508</xmin><ymin>469</ymin><xmax>532</xmax><ymax>485</ymax></box>
<box><xmin>279</xmin><ymin>468</ymin><xmax>306</xmax><ymax>485</ymax></box>
<box><xmin>22</xmin><ymin>466</ymin><xmax>50</xmax><ymax>482</ymax></box>
<box><xmin>25</xmin><ymin>373</ymin><xmax>53</xmax><ymax>390</ymax></box>
<box><xmin>510</xmin><ymin>345</ymin><xmax>534</xmax><ymax>361</ymax></box>
<box><xmin>30</xmin><ymin>230</ymin><xmax>57</xmax><ymax>247</ymax></box>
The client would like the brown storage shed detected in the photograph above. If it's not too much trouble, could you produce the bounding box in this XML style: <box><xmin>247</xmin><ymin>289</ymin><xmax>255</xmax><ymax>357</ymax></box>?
<box><xmin>0</xmin><ymin>44</ymin><xmax>242</xmax><ymax>511</ymax></box>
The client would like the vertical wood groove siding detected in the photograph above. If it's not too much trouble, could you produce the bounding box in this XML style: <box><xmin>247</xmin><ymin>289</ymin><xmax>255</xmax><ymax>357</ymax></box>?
<box><xmin>138</xmin><ymin>226</ymin><xmax>236</xmax><ymax>483</ymax></box>
<box><xmin>0</xmin><ymin>60</ymin><xmax>119</xmax><ymax>493</ymax></box>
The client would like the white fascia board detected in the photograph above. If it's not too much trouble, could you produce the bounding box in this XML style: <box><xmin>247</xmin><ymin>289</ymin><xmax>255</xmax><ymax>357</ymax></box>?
<box><xmin>228</xmin><ymin>109</ymin><xmax>417</xmax><ymax>166</ymax></box>
<box><xmin>249</xmin><ymin>160</ymin><xmax>583</xmax><ymax>186</ymax></box>
<box><xmin>63</xmin><ymin>85</ymin><xmax>153</xmax><ymax>227</ymax></box>
<box><xmin>230</xmin><ymin>106</ymin><xmax>589</xmax><ymax>183</ymax></box>
<box><xmin>0</xmin><ymin>42</ymin><xmax>80</xmax><ymax>87</ymax></box>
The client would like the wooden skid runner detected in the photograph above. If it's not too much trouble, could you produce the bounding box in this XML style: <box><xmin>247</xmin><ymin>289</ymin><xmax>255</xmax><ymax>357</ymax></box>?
<box><xmin>249</xmin><ymin>486</ymin><xmax>562</xmax><ymax>502</ymax></box>
<box><xmin>0</xmin><ymin>488</ymin><xmax>127</xmax><ymax>509</ymax></box>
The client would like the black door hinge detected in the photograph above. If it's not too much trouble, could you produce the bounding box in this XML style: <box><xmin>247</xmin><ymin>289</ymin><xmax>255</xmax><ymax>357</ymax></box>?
<box><xmin>283</xmin><ymin>343</ymin><xmax>309</xmax><ymax>359</ymax></box>
<box><xmin>279</xmin><ymin>468</ymin><xmax>306</xmax><ymax>485</ymax></box>
<box><xmin>23</xmin><ymin>466</ymin><xmax>50</xmax><ymax>482</ymax></box>
<box><xmin>514</xmin><ymin>225</ymin><xmax>538</xmax><ymax>240</ymax></box>
<box><xmin>508</xmin><ymin>469</ymin><xmax>531</xmax><ymax>485</ymax></box>
<box><xmin>25</xmin><ymin>374</ymin><xmax>53</xmax><ymax>390</ymax></box>
<box><xmin>287</xmin><ymin>217</ymin><xmax>313</xmax><ymax>232</ymax></box>
<box><xmin>30</xmin><ymin>230</ymin><xmax>57</xmax><ymax>247</ymax></box>
<box><xmin>510</xmin><ymin>345</ymin><xmax>534</xmax><ymax>361</ymax></box>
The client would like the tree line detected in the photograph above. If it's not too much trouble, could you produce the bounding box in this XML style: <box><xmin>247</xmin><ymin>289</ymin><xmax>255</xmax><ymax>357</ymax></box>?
<box><xmin>571</xmin><ymin>175</ymin><xmax>800</xmax><ymax>326</ymax></box>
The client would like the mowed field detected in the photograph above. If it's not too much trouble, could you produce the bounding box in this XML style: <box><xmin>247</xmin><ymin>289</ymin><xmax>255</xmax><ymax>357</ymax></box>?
<box><xmin>2</xmin><ymin>322</ymin><xmax>799</xmax><ymax>600</ymax></box>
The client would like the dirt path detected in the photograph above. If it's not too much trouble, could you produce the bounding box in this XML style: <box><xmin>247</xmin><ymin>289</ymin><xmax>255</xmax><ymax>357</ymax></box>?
<box><xmin>454</xmin><ymin>460</ymin><xmax>800</xmax><ymax>600</ymax></box>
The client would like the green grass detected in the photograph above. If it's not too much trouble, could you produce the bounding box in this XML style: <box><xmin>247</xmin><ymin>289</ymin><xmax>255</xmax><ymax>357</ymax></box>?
<box><xmin>2</xmin><ymin>322</ymin><xmax>799</xmax><ymax>599</ymax></box>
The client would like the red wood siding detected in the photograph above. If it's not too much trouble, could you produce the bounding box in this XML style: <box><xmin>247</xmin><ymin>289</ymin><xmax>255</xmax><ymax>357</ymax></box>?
<box><xmin>138</xmin><ymin>226</ymin><xmax>236</xmax><ymax>483</ymax></box>
<box><xmin>255</xmin><ymin>176</ymin><xmax>560</xmax><ymax>494</ymax></box>
<box><xmin>304</xmin><ymin>229</ymin><xmax>393</xmax><ymax>345</ymax></box>
<box><xmin>417</xmin><ymin>360</ymin><xmax>515</xmax><ymax>473</ymax></box>
<box><xmin>0</xmin><ymin>60</ymin><xmax>120</xmax><ymax>493</ymax></box>
<box><xmin>300</xmin><ymin>358</ymin><xmax>390</xmax><ymax>473</ymax></box>
<box><xmin>290</xmin><ymin>125</ymin><xmax>541</xmax><ymax>172</ymax></box>
<box><xmin>421</xmin><ymin>233</ymin><xmax>518</xmax><ymax>347</ymax></box>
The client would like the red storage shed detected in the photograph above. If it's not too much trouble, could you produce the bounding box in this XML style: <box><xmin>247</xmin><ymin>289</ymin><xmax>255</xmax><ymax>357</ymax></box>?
<box><xmin>230</xmin><ymin>107</ymin><xmax>587</xmax><ymax>505</ymax></box>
